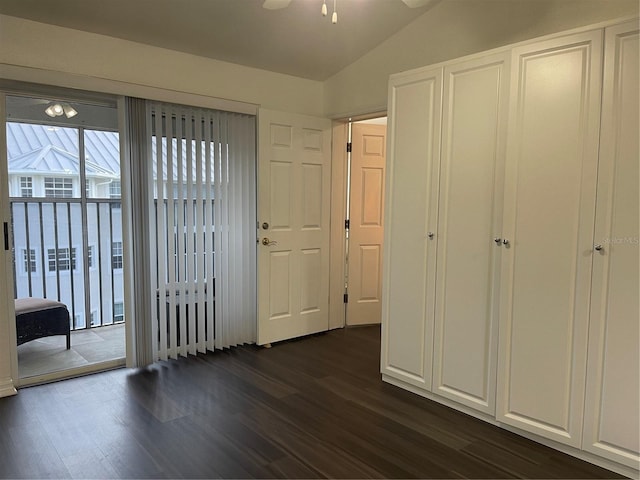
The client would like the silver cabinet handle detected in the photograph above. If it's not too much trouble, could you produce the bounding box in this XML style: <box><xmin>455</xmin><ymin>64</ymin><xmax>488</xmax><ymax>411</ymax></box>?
<box><xmin>427</xmin><ymin>232</ymin><xmax>435</xmax><ymax>239</ymax></box>
<box><xmin>502</xmin><ymin>239</ymin><xmax>510</xmax><ymax>247</ymax></box>
<box><xmin>594</xmin><ymin>244</ymin><xmax>603</xmax><ymax>252</ymax></box>
<box><xmin>494</xmin><ymin>238</ymin><xmax>502</xmax><ymax>245</ymax></box>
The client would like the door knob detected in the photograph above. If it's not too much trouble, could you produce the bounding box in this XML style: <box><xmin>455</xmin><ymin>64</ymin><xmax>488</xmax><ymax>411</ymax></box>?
<box><xmin>262</xmin><ymin>237</ymin><xmax>277</xmax><ymax>246</ymax></box>
<box><xmin>262</xmin><ymin>222</ymin><xmax>269</xmax><ymax>230</ymax></box>
<box><xmin>494</xmin><ymin>238</ymin><xmax>502</xmax><ymax>245</ymax></box>
<box><xmin>594</xmin><ymin>244</ymin><xmax>604</xmax><ymax>252</ymax></box>
<box><xmin>502</xmin><ymin>239</ymin><xmax>510</xmax><ymax>247</ymax></box>
<box><xmin>427</xmin><ymin>232</ymin><xmax>435</xmax><ymax>239</ymax></box>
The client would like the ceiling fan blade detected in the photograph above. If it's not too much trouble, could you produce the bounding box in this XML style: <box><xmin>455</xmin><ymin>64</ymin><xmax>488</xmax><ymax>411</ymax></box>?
<box><xmin>263</xmin><ymin>0</ymin><xmax>292</xmax><ymax>10</ymax></box>
<box><xmin>401</xmin><ymin>0</ymin><xmax>439</xmax><ymax>8</ymax></box>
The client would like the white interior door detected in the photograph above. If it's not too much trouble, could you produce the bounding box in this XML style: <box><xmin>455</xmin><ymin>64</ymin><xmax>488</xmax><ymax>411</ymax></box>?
<box><xmin>496</xmin><ymin>30</ymin><xmax>603</xmax><ymax>447</ymax></box>
<box><xmin>346</xmin><ymin>122</ymin><xmax>386</xmax><ymax>326</ymax></box>
<box><xmin>381</xmin><ymin>66</ymin><xmax>443</xmax><ymax>391</ymax></box>
<box><xmin>257</xmin><ymin>109</ymin><xmax>332</xmax><ymax>345</ymax></box>
<box><xmin>432</xmin><ymin>53</ymin><xmax>508</xmax><ymax>414</ymax></box>
<box><xmin>583</xmin><ymin>21</ymin><xmax>639</xmax><ymax>469</ymax></box>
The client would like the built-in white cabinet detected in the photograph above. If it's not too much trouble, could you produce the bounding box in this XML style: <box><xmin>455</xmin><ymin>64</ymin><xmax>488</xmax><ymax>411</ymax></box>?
<box><xmin>382</xmin><ymin>18</ymin><xmax>639</xmax><ymax>476</ymax></box>
<box><xmin>582</xmin><ymin>20</ymin><xmax>639</xmax><ymax>469</ymax></box>
<box><xmin>382</xmin><ymin>54</ymin><xmax>509</xmax><ymax>402</ymax></box>
<box><xmin>381</xmin><ymin>66</ymin><xmax>442</xmax><ymax>391</ymax></box>
<box><xmin>495</xmin><ymin>29</ymin><xmax>603</xmax><ymax>448</ymax></box>
<box><xmin>431</xmin><ymin>53</ymin><xmax>509</xmax><ymax>415</ymax></box>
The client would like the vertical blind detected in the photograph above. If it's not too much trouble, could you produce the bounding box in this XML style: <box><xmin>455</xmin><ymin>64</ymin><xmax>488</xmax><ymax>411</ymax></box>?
<box><xmin>148</xmin><ymin>102</ymin><xmax>256</xmax><ymax>361</ymax></box>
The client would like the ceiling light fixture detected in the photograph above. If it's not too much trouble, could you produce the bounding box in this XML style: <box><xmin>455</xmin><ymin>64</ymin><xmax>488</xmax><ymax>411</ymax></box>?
<box><xmin>320</xmin><ymin>0</ymin><xmax>337</xmax><ymax>23</ymax></box>
<box><xmin>45</xmin><ymin>102</ymin><xmax>78</xmax><ymax>119</ymax></box>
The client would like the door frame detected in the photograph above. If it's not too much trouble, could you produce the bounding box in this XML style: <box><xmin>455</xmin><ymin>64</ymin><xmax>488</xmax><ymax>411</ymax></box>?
<box><xmin>329</xmin><ymin>121</ymin><xmax>348</xmax><ymax>330</ymax></box>
<box><xmin>329</xmin><ymin>112</ymin><xmax>387</xmax><ymax>329</ymax></box>
<box><xmin>0</xmin><ymin>92</ymin><xmax>18</xmax><ymax>397</ymax></box>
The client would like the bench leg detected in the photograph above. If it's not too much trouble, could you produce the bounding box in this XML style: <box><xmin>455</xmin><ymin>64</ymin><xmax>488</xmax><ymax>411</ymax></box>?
<box><xmin>66</xmin><ymin>332</ymin><xmax>71</xmax><ymax>350</ymax></box>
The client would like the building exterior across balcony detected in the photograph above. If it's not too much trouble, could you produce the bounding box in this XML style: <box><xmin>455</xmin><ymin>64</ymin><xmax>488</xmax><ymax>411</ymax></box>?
<box><xmin>7</xmin><ymin>122</ymin><xmax>123</xmax><ymax>330</ymax></box>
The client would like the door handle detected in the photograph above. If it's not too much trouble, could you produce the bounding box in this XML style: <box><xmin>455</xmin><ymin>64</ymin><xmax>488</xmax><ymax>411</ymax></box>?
<box><xmin>262</xmin><ymin>238</ymin><xmax>278</xmax><ymax>246</ymax></box>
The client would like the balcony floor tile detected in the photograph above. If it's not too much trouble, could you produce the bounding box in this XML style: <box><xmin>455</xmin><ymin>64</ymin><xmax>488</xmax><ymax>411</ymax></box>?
<box><xmin>17</xmin><ymin>324</ymin><xmax>125</xmax><ymax>378</ymax></box>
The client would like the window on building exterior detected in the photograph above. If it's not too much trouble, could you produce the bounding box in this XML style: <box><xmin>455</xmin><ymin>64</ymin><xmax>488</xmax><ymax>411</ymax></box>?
<box><xmin>113</xmin><ymin>302</ymin><xmax>124</xmax><ymax>323</ymax></box>
<box><xmin>111</xmin><ymin>241</ymin><xmax>123</xmax><ymax>269</ymax></box>
<box><xmin>47</xmin><ymin>247</ymin><xmax>77</xmax><ymax>272</ymax></box>
<box><xmin>44</xmin><ymin>177</ymin><xmax>73</xmax><ymax>198</ymax></box>
<box><xmin>88</xmin><ymin>245</ymin><xmax>95</xmax><ymax>268</ymax></box>
<box><xmin>23</xmin><ymin>249</ymin><xmax>36</xmax><ymax>273</ymax></box>
<box><xmin>109</xmin><ymin>180</ymin><xmax>121</xmax><ymax>199</ymax></box>
<box><xmin>20</xmin><ymin>177</ymin><xmax>33</xmax><ymax>197</ymax></box>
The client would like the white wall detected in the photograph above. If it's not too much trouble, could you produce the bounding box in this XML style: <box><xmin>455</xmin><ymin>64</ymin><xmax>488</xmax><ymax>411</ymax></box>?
<box><xmin>324</xmin><ymin>0</ymin><xmax>639</xmax><ymax>118</ymax></box>
<box><xmin>0</xmin><ymin>15</ymin><xmax>324</xmax><ymax>116</ymax></box>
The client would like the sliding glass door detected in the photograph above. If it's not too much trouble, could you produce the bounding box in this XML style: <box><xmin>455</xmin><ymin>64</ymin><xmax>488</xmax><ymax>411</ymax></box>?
<box><xmin>5</xmin><ymin>94</ymin><xmax>125</xmax><ymax>381</ymax></box>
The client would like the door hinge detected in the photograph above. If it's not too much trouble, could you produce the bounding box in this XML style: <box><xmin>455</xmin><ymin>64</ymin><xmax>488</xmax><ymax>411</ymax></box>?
<box><xmin>345</xmin><ymin>219</ymin><xmax>350</xmax><ymax>229</ymax></box>
<box><xmin>343</xmin><ymin>293</ymin><xmax>349</xmax><ymax>304</ymax></box>
<box><xmin>3</xmin><ymin>222</ymin><xmax>8</xmax><ymax>251</ymax></box>
<box><xmin>346</xmin><ymin>142</ymin><xmax>352</xmax><ymax>153</ymax></box>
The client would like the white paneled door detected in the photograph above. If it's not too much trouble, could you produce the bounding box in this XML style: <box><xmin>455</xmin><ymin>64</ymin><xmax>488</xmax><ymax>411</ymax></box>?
<box><xmin>431</xmin><ymin>53</ymin><xmax>509</xmax><ymax>415</ymax></box>
<box><xmin>583</xmin><ymin>21</ymin><xmax>639</xmax><ymax>469</ymax></box>
<box><xmin>347</xmin><ymin>123</ymin><xmax>386</xmax><ymax>326</ymax></box>
<box><xmin>381</xmin><ymin>66</ymin><xmax>443</xmax><ymax>391</ymax></box>
<box><xmin>497</xmin><ymin>30</ymin><xmax>603</xmax><ymax>447</ymax></box>
<box><xmin>257</xmin><ymin>109</ymin><xmax>332</xmax><ymax>345</ymax></box>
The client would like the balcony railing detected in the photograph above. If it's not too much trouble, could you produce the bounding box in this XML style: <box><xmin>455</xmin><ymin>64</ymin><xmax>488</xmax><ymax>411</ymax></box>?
<box><xmin>10</xmin><ymin>198</ymin><xmax>124</xmax><ymax>330</ymax></box>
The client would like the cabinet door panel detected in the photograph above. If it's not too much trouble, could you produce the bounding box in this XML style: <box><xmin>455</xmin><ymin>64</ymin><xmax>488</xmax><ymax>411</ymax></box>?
<box><xmin>432</xmin><ymin>53</ymin><xmax>508</xmax><ymax>414</ymax></box>
<box><xmin>583</xmin><ymin>22</ymin><xmax>640</xmax><ymax>469</ymax></box>
<box><xmin>497</xmin><ymin>31</ymin><xmax>603</xmax><ymax>447</ymax></box>
<box><xmin>382</xmin><ymin>68</ymin><xmax>442</xmax><ymax>390</ymax></box>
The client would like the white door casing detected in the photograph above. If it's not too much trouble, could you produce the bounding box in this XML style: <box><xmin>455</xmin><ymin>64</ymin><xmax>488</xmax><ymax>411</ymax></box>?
<box><xmin>347</xmin><ymin>123</ymin><xmax>386</xmax><ymax>326</ymax></box>
<box><xmin>257</xmin><ymin>109</ymin><xmax>332</xmax><ymax>345</ymax></box>
<box><xmin>0</xmin><ymin>94</ymin><xmax>17</xmax><ymax>396</ymax></box>
<box><xmin>497</xmin><ymin>30</ymin><xmax>603</xmax><ymax>447</ymax></box>
<box><xmin>381</xmin><ymin>67</ymin><xmax>443</xmax><ymax>391</ymax></box>
<box><xmin>583</xmin><ymin>21</ymin><xmax>640</xmax><ymax>469</ymax></box>
<box><xmin>328</xmin><ymin>121</ymin><xmax>349</xmax><ymax>331</ymax></box>
<box><xmin>432</xmin><ymin>53</ymin><xmax>509</xmax><ymax>414</ymax></box>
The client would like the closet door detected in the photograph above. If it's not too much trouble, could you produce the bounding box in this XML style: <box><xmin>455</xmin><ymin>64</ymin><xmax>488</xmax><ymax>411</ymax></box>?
<box><xmin>432</xmin><ymin>53</ymin><xmax>509</xmax><ymax>414</ymax></box>
<box><xmin>496</xmin><ymin>30</ymin><xmax>603</xmax><ymax>447</ymax></box>
<box><xmin>381</xmin><ymin>67</ymin><xmax>442</xmax><ymax>391</ymax></box>
<box><xmin>583</xmin><ymin>21</ymin><xmax>639</xmax><ymax>469</ymax></box>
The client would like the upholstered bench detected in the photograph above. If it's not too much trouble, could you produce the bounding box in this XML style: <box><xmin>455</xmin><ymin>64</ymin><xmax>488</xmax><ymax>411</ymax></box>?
<box><xmin>15</xmin><ymin>298</ymin><xmax>71</xmax><ymax>350</ymax></box>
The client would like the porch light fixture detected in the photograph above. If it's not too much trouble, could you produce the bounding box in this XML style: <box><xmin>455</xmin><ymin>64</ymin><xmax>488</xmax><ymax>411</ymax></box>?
<box><xmin>45</xmin><ymin>102</ymin><xmax>78</xmax><ymax>118</ymax></box>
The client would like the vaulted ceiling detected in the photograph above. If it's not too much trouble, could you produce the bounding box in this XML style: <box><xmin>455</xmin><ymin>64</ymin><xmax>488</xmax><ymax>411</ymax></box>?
<box><xmin>0</xmin><ymin>0</ymin><xmax>440</xmax><ymax>81</ymax></box>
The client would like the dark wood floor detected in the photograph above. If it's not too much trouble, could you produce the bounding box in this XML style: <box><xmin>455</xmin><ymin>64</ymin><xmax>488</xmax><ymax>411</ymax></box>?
<box><xmin>0</xmin><ymin>326</ymin><xmax>624</xmax><ymax>479</ymax></box>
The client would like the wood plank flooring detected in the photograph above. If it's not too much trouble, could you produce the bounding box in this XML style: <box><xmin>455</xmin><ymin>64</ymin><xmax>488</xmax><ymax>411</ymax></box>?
<box><xmin>0</xmin><ymin>326</ymin><xmax>624</xmax><ymax>479</ymax></box>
